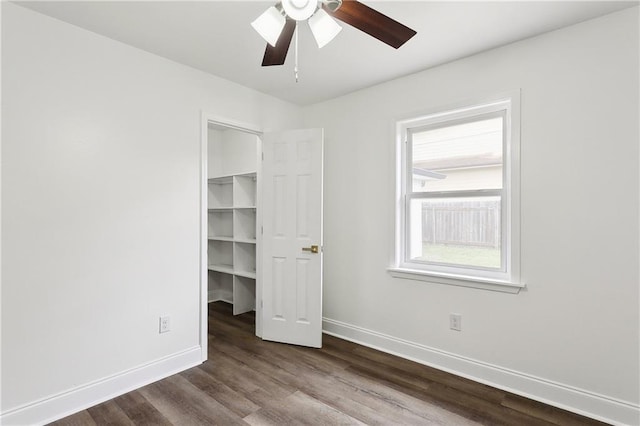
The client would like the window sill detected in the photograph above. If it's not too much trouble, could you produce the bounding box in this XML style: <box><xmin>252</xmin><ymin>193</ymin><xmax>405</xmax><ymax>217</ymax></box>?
<box><xmin>387</xmin><ymin>267</ymin><xmax>524</xmax><ymax>294</ymax></box>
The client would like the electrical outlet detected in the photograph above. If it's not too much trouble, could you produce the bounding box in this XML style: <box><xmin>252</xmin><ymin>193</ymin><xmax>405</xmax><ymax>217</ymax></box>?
<box><xmin>450</xmin><ymin>313</ymin><xmax>462</xmax><ymax>331</ymax></box>
<box><xmin>159</xmin><ymin>316</ymin><xmax>170</xmax><ymax>334</ymax></box>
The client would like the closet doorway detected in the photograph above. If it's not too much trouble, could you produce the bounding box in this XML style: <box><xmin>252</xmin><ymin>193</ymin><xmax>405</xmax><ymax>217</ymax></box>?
<box><xmin>200</xmin><ymin>114</ymin><xmax>324</xmax><ymax>357</ymax></box>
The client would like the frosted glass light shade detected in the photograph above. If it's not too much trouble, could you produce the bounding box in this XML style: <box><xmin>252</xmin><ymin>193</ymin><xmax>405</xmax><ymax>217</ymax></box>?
<box><xmin>251</xmin><ymin>6</ymin><xmax>286</xmax><ymax>47</ymax></box>
<box><xmin>308</xmin><ymin>9</ymin><xmax>342</xmax><ymax>48</ymax></box>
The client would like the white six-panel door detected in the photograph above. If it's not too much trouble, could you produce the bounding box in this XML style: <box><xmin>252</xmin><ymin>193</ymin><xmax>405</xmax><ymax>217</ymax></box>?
<box><xmin>261</xmin><ymin>129</ymin><xmax>323</xmax><ymax>348</ymax></box>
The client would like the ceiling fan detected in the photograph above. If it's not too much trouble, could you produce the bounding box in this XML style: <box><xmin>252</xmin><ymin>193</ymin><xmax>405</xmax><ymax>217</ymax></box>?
<box><xmin>251</xmin><ymin>0</ymin><xmax>417</xmax><ymax>67</ymax></box>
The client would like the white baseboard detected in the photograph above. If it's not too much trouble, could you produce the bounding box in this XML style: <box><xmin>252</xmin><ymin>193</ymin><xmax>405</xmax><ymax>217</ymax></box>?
<box><xmin>0</xmin><ymin>346</ymin><xmax>203</xmax><ymax>426</ymax></box>
<box><xmin>322</xmin><ymin>317</ymin><xmax>640</xmax><ymax>426</ymax></box>
<box><xmin>208</xmin><ymin>290</ymin><xmax>232</xmax><ymax>304</ymax></box>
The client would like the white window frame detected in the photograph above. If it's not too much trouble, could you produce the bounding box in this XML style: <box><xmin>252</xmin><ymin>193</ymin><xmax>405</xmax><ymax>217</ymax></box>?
<box><xmin>388</xmin><ymin>92</ymin><xmax>523</xmax><ymax>293</ymax></box>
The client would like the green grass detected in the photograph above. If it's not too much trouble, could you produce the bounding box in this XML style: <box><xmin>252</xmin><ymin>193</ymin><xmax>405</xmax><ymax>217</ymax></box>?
<box><xmin>415</xmin><ymin>243</ymin><xmax>501</xmax><ymax>269</ymax></box>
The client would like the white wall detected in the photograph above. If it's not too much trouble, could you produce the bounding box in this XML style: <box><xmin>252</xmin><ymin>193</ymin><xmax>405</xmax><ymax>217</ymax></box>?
<box><xmin>0</xmin><ymin>3</ymin><xmax>302</xmax><ymax>423</ymax></box>
<box><xmin>208</xmin><ymin>128</ymin><xmax>258</xmax><ymax>178</ymax></box>
<box><xmin>304</xmin><ymin>7</ymin><xmax>639</xmax><ymax>425</ymax></box>
<box><xmin>207</xmin><ymin>128</ymin><xmax>224</xmax><ymax>178</ymax></box>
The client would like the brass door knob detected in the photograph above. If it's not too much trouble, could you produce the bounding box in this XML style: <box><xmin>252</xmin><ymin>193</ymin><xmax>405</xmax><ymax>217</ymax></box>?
<box><xmin>302</xmin><ymin>245</ymin><xmax>319</xmax><ymax>254</ymax></box>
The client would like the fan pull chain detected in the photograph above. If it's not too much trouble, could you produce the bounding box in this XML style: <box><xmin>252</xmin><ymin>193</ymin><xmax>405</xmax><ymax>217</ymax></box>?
<box><xmin>294</xmin><ymin>22</ymin><xmax>299</xmax><ymax>83</ymax></box>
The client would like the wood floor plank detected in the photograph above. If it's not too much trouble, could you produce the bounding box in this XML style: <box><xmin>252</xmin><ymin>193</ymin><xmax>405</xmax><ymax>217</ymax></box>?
<box><xmin>211</xmin><ymin>329</ymin><xmax>353</xmax><ymax>391</ymax></box>
<box><xmin>208</xmin><ymin>338</ymin><xmax>405</xmax><ymax>425</ymax></box>
<box><xmin>113</xmin><ymin>391</ymin><xmax>172</xmax><ymax>426</ymax></box>
<box><xmin>197</xmin><ymin>357</ymin><xmax>261</xmax><ymax>395</ymax></box>
<box><xmin>323</xmin><ymin>336</ymin><xmax>464</xmax><ymax>397</ymax></box>
<box><xmin>227</xmin><ymin>351</ymin><xmax>393</xmax><ymax>424</ymax></box>
<box><xmin>343</xmin><ymin>362</ymin><xmax>490</xmax><ymax>423</ymax></box>
<box><xmin>87</xmin><ymin>400</ymin><xmax>135</xmax><ymax>425</ymax></box>
<box><xmin>301</xmin><ymin>370</ymin><xmax>450</xmax><ymax>425</ymax></box>
<box><xmin>319</xmin><ymin>335</ymin><xmax>541</xmax><ymax>426</ymax></box>
<box><xmin>137</xmin><ymin>375</ymin><xmax>245</xmax><ymax>426</ymax></box>
<box><xmin>350</xmin><ymin>343</ymin><xmax>507</xmax><ymax>404</ymax></box>
<box><xmin>287</xmin><ymin>341</ymin><xmax>353</xmax><ymax>373</ymax></box>
<box><xmin>49</xmin><ymin>409</ymin><xmax>97</xmax><ymax>426</ymax></box>
<box><xmin>346</xmin><ymin>363</ymin><xmax>553</xmax><ymax>426</ymax></box>
<box><xmin>502</xmin><ymin>394</ymin><xmax>609</xmax><ymax>426</ymax></box>
<box><xmin>180</xmin><ymin>366</ymin><xmax>261</xmax><ymax>417</ymax></box>
<box><xmin>211</xmin><ymin>339</ymin><xmax>308</xmax><ymax>390</ymax></box>
<box><xmin>199</xmin><ymin>348</ymin><xmax>296</xmax><ymax>409</ymax></box>
<box><xmin>315</xmin><ymin>364</ymin><xmax>479</xmax><ymax>426</ymax></box>
<box><xmin>207</xmin><ymin>343</ymin><xmax>298</xmax><ymax>397</ymax></box>
<box><xmin>244</xmin><ymin>390</ymin><xmax>365</xmax><ymax>426</ymax></box>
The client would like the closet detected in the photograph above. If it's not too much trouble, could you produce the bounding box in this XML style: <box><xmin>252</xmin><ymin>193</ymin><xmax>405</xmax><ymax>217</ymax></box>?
<box><xmin>207</xmin><ymin>124</ymin><xmax>259</xmax><ymax>315</ymax></box>
<box><xmin>202</xmin><ymin>118</ymin><xmax>324</xmax><ymax>348</ymax></box>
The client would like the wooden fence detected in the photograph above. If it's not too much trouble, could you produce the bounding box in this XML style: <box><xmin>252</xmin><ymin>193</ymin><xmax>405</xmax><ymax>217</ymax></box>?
<box><xmin>421</xmin><ymin>200</ymin><xmax>500</xmax><ymax>248</ymax></box>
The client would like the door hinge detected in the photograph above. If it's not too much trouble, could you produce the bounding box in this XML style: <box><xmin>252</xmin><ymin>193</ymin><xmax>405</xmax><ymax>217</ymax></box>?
<box><xmin>262</xmin><ymin>152</ymin><xmax>264</xmax><ymax>161</ymax></box>
<box><xmin>261</xmin><ymin>226</ymin><xmax>263</xmax><ymax>235</ymax></box>
<box><xmin>261</xmin><ymin>299</ymin><xmax>263</xmax><ymax>308</ymax></box>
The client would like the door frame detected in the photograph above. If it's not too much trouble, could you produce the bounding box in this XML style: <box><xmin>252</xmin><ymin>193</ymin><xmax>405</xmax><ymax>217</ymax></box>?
<box><xmin>199</xmin><ymin>111</ymin><xmax>263</xmax><ymax>362</ymax></box>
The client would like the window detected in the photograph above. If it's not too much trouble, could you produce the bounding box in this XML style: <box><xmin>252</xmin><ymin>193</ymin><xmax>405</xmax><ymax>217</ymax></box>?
<box><xmin>390</xmin><ymin>95</ymin><xmax>521</xmax><ymax>291</ymax></box>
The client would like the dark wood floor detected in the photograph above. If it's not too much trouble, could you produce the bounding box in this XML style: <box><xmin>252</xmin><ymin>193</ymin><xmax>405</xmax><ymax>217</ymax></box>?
<box><xmin>52</xmin><ymin>302</ymin><xmax>608</xmax><ymax>425</ymax></box>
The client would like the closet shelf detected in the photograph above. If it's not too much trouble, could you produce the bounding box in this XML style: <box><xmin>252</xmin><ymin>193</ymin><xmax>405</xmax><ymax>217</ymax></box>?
<box><xmin>208</xmin><ymin>206</ymin><xmax>256</xmax><ymax>211</ymax></box>
<box><xmin>207</xmin><ymin>265</ymin><xmax>256</xmax><ymax>280</ymax></box>
<box><xmin>234</xmin><ymin>238</ymin><xmax>257</xmax><ymax>244</ymax></box>
<box><xmin>234</xmin><ymin>270</ymin><xmax>257</xmax><ymax>279</ymax></box>
<box><xmin>208</xmin><ymin>162</ymin><xmax>257</xmax><ymax>315</ymax></box>
<box><xmin>209</xmin><ymin>172</ymin><xmax>256</xmax><ymax>181</ymax></box>
<box><xmin>208</xmin><ymin>236</ymin><xmax>234</xmax><ymax>242</ymax></box>
<box><xmin>208</xmin><ymin>264</ymin><xmax>234</xmax><ymax>275</ymax></box>
<box><xmin>208</xmin><ymin>236</ymin><xmax>256</xmax><ymax>244</ymax></box>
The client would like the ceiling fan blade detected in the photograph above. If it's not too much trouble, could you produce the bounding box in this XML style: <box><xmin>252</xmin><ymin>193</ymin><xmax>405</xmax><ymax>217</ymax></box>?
<box><xmin>328</xmin><ymin>0</ymin><xmax>416</xmax><ymax>49</ymax></box>
<box><xmin>262</xmin><ymin>18</ymin><xmax>296</xmax><ymax>66</ymax></box>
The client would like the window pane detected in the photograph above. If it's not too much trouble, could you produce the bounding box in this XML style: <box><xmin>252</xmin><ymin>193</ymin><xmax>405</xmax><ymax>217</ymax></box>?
<box><xmin>408</xmin><ymin>197</ymin><xmax>501</xmax><ymax>269</ymax></box>
<box><xmin>411</xmin><ymin>117</ymin><xmax>503</xmax><ymax>192</ymax></box>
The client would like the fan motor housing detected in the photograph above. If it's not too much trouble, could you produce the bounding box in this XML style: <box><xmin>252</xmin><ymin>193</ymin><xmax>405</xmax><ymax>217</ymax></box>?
<box><xmin>281</xmin><ymin>0</ymin><xmax>318</xmax><ymax>21</ymax></box>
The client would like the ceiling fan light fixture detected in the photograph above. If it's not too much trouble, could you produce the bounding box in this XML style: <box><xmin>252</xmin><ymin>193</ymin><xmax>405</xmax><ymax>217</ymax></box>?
<box><xmin>308</xmin><ymin>8</ymin><xmax>342</xmax><ymax>48</ymax></box>
<box><xmin>323</xmin><ymin>0</ymin><xmax>343</xmax><ymax>13</ymax></box>
<box><xmin>251</xmin><ymin>6</ymin><xmax>286</xmax><ymax>47</ymax></box>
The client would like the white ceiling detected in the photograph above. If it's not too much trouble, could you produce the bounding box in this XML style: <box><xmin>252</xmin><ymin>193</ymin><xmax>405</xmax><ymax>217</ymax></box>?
<box><xmin>16</xmin><ymin>1</ymin><xmax>638</xmax><ymax>105</ymax></box>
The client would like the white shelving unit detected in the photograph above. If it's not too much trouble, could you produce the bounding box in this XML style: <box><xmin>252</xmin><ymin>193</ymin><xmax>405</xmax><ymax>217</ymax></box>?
<box><xmin>207</xmin><ymin>172</ymin><xmax>257</xmax><ymax>315</ymax></box>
